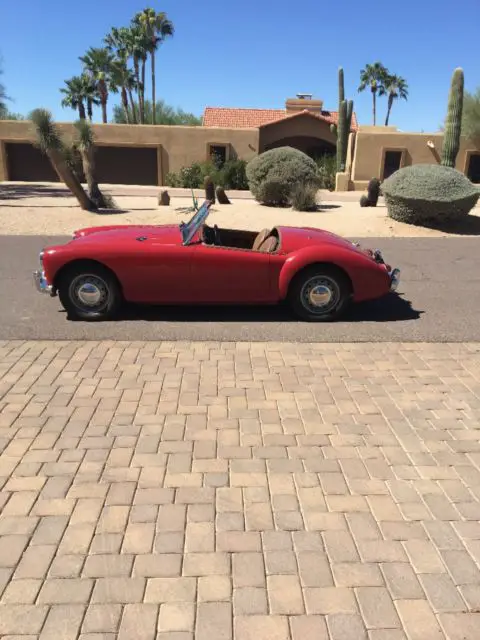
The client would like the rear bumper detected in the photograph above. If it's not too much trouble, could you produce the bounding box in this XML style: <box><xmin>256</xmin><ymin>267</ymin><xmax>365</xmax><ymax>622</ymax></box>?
<box><xmin>389</xmin><ymin>268</ymin><xmax>401</xmax><ymax>291</ymax></box>
<box><xmin>33</xmin><ymin>270</ymin><xmax>54</xmax><ymax>295</ymax></box>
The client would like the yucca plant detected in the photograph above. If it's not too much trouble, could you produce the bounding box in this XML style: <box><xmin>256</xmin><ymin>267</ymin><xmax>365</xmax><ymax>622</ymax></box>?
<box><xmin>30</xmin><ymin>108</ymin><xmax>95</xmax><ymax>211</ymax></box>
<box><xmin>73</xmin><ymin>119</ymin><xmax>115</xmax><ymax>209</ymax></box>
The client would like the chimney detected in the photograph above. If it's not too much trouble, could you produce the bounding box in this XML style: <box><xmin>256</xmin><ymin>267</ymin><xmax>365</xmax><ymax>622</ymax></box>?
<box><xmin>286</xmin><ymin>94</ymin><xmax>323</xmax><ymax>114</ymax></box>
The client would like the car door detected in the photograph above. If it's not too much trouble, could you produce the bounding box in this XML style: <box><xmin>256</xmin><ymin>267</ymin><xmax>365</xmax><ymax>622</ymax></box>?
<box><xmin>117</xmin><ymin>238</ymin><xmax>196</xmax><ymax>304</ymax></box>
<box><xmin>190</xmin><ymin>244</ymin><xmax>275</xmax><ymax>303</ymax></box>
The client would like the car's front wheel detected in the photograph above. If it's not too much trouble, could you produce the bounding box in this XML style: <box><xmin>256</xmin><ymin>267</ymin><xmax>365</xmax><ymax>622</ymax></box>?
<box><xmin>58</xmin><ymin>264</ymin><xmax>122</xmax><ymax>321</ymax></box>
<box><xmin>288</xmin><ymin>265</ymin><xmax>351</xmax><ymax>322</ymax></box>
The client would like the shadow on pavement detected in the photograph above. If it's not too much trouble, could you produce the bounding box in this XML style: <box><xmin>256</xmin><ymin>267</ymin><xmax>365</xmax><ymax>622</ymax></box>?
<box><xmin>0</xmin><ymin>184</ymin><xmax>71</xmax><ymax>200</ymax></box>
<box><xmin>409</xmin><ymin>214</ymin><xmax>480</xmax><ymax>236</ymax></box>
<box><xmin>65</xmin><ymin>292</ymin><xmax>421</xmax><ymax>324</ymax></box>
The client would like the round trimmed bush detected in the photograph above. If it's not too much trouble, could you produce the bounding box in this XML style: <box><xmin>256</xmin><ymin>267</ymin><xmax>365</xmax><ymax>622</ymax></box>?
<box><xmin>246</xmin><ymin>146</ymin><xmax>320</xmax><ymax>206</ymax></box>
<box><xmin>381</xmin><ymin>164</ymin><xmax>479</xmax><ymax>225</ymax></box>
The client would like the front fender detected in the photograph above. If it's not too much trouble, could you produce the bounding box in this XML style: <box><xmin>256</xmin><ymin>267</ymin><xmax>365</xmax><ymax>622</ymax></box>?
<box><xmin>278</xmin><ymin>246</ymin><xmax>391</xmax><ymax>302</ymax></box>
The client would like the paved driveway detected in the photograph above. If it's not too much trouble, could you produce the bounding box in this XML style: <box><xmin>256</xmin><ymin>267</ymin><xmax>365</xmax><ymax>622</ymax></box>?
<box><xmin>1</xmin><ymin>236</ymin><xmax>480</xmax><ymax>342</ymax></box>
<box><xmin>1</xmin><ymin>340</ymin><xmax>480</xmax><ymax>638</ymax></box>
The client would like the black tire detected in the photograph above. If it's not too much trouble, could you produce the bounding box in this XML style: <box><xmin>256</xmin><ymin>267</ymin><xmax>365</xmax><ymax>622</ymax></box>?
<box><xmin>288</xmin><ymin>265</ymin><xmax>351</xmax><ymax>322</ymax></box>
<box><xmin>58</xmin><ymin>263</ymin><xmax>122</xmax><ymax>321</ymax></box>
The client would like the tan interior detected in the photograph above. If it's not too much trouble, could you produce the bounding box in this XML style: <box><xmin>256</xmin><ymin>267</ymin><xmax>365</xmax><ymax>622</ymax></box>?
<box><xmin>203</xmin><ymin>226</ymin><xmax>279</xmax><ymax>253</ymax></box>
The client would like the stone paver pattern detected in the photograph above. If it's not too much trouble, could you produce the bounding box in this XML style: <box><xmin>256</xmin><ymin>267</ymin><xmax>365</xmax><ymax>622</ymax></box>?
<box><xmin>1</xmin><ymin>340</ymin><xmax>480</xmax><ymax>639</ymax></box>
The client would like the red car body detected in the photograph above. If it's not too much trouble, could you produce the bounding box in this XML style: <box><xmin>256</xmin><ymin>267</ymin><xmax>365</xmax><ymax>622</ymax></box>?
<box><xmin>34</xmin><ymin>201</ymin><xmax>400</xmax><ymax>319</ymax></box>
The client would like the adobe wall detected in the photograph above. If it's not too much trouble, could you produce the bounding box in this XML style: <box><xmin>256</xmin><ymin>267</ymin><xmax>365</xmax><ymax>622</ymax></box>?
<box><xmin>0</xmin><ymin>120</ymin><xmax>259</xmax><ymax>182</ymax></box>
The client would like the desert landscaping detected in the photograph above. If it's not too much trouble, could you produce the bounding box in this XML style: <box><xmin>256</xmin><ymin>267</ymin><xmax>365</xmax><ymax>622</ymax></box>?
<box><xmin>1</xmin><ymin>184</ymin><xmax>480</xmax><ymax>238</ymax></box>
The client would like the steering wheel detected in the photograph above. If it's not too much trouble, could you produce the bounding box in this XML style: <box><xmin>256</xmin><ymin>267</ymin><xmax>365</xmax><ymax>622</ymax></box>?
<box><xmin>213</xmin><ymin>224</ymin><xmax>221</xmax><ymax>246</ymax></box>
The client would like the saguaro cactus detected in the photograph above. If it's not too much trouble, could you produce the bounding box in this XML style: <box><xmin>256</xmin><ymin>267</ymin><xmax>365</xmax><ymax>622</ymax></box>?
<box><xmin>338</xmin><ymin>67</ymin><xmax>345</xmax><ymax>105</ymax></box>
<box><xmin>335</xmin><ymin>99</ymin><xmax>353</xmax><ymax>172</ymax></box>
<box><xmin>336</xmin><ymin>100</ymin><xmax>347</xmax><ymax>172</ymax></box>
<box><xmin>332</xmin><ymin>67</ymin><xmax>354</xmax><ymax>172</ymax></box>
<box><xmin>441</xmin><ymin>67</ymin><xmax>464</xmax><ymax>168</ymax></box>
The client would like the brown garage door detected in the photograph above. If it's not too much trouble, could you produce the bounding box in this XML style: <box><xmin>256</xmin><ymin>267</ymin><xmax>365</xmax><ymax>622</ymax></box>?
<box><xmin>6</xmin><ymin>142</ymin><xmax>60</xmax><ymax>182</ymax></box>
<box><xmin>95</xmin><ymin>146</ymin><xmax>159</xmax><ymax>185</ymax></box>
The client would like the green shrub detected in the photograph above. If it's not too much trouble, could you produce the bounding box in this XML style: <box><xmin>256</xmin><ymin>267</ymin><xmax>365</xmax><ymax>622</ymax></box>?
<box><xmin>246</xmin><ymin>146</ymin><xmax>320</xmax><ymax>205</ymax></box>
<box><xmin>165</xmin><ymin>158</ymin><xmax>248</xmax><ymax>190</ymax></box>
<box><xmin>315</xmin><ymin>154</ymin><xmax>336</xmax><ymax>191</ymax></box>
<box><xmin>255</xmin><ymin>178</ymin><xmax>291</xmax><ymax>206</ymax></box>
<box><xmin>216</xmin><ymin>159</ymin><xmax>249</xmax><ymax>190</ymax></box>
<box><xmin>290</xmin><ymin>182</ymin><xmax>319</xmax><ymax>211</ymax></box>
<box><xmin>382</xmin><ymin>164</ymin><xmax>480</xmax><ymax>225</ymax></box>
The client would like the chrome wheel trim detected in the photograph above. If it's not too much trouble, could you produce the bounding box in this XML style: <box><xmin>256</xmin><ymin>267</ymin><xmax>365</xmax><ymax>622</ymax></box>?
<box><xmin>69</xmin><ymin>274</ymin><xmax>109</xmax><ymax>313</ymax></box>
<box><xmin>300</xmin><ymin>275</ymin><xmax>340</xmax><ymax>315</ymax></box>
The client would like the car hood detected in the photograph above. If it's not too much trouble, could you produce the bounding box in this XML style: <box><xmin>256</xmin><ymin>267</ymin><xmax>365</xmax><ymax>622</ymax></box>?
<box><xmin>72</xmin><ymin>224</ymin><xmax>183</xmax><ymax>245</ymax></box>
<box><xmin>277</xmin><ymin>226</ymin><xmax>369</xmax><ymax>255</ymax></box>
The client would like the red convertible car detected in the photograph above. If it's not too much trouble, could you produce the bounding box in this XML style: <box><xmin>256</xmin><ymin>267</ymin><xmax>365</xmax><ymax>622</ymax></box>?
<box><xmin>33</xmin><ymin>200</ymin><xmax>400</xmax><ymax>322</ymax></box>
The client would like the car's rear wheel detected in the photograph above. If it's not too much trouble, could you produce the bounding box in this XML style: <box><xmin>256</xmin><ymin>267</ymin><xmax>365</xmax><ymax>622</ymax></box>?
<box><xmin>288</xmin><ymin>265</ymin><xmax>351</xmax><ymax>322</ymax></box>
<box><xmin>58</xmin><ymin>264</ymin><xmax>121</xmax><ymax>321</ymax></box>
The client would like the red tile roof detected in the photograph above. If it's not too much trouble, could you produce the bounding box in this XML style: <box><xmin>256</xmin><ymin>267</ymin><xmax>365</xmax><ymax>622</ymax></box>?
<box><xmin>202</xmin><ymin>106</ymin><xmax>358</xmax><ymax>131</ymax></box>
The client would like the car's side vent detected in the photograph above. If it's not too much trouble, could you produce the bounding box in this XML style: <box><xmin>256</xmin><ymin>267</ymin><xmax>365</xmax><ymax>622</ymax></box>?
<box><xmin>136</xmin><ymin>236</ymin><xmax>148</xmax><ymax>242</ymax></box>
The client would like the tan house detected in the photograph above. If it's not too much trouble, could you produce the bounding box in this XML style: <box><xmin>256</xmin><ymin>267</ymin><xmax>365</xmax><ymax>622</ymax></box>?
<box><xmin>0</xmin><ymin>93</ymin><xmax>478</xmax><ymax>189</ymax></box>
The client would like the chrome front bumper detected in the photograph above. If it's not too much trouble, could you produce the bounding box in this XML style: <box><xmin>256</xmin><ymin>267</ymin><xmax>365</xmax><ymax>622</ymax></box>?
<box><xmin>33</xmin><ymin>270</ymin><xmax>53</xmax><ymax>295</ymax></box>
<box><xmin>389</xmin><ymin>268</ymin><xmax>401</xmax><ymax>291</ymax></box>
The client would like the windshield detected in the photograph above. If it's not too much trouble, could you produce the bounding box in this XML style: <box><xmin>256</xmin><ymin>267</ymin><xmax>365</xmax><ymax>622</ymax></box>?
<box><xmin>180</xmin><ymin>200</ymin><xmax>211</xmax><ymax>245</ymax></box>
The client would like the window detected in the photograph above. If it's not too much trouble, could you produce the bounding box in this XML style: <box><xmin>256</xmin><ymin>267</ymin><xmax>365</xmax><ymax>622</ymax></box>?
<box><xmin>467</xmin><ymin>153</ymin><xmax>480</xmax><ymax>184</ymax></box>
<box><xmin>208</xmin><ymin>144</ymin><xmax>228</xmax><ymax>167</ymax></box>
<box><xmin>382</xmin><ymin>150</ymin><xmax>403</xmax><ymax>179</ymax></box>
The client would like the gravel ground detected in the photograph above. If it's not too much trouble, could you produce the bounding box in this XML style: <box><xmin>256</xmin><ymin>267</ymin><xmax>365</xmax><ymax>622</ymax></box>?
<box><xmin>1</xmin><ymin>182</ymin><xmax>480</xmax><ymax>237</ymax></box>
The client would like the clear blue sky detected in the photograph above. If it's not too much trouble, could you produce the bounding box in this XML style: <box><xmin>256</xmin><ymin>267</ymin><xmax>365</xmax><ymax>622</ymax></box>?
<box><xmin>1</xmin><ymin>0</ymin><xmax>479</xmax><ymax>132</ymax></box>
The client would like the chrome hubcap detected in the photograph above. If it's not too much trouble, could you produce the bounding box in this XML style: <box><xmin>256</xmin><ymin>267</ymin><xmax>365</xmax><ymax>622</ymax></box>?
<box><xmin>301</xmin><ymin>276</ymin><xmax>339</xmax><ymax>314</ymax></box>
<box><xmin>78</xmin><ymin>282</ymin><xmax>103</xmax><ymax>306</ymax></box>
<box><xmin>309</xmin><ymin>285</ymin><xmax>333</xmax><ymax>307</ymax></box>
<box><xmin>70</xmin><ymin>275</ymin><xmax>108</xmax><ymax>311</ymax></box>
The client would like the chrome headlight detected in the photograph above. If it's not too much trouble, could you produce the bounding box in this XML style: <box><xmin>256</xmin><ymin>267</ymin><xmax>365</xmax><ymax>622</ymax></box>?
<box><xmin>39</xmin><ymin>250</ymin><xmax>44</xmax><ymax>267</ymax></box>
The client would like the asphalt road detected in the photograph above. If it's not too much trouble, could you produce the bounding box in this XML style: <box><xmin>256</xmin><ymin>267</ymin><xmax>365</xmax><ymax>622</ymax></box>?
<box><xmin>1</xmin><ymin>235</ymin><xmax>479</xmax><ymax>342</ymax></box>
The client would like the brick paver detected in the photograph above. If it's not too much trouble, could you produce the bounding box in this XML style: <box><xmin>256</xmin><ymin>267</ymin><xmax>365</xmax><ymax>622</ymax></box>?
<box><xmin>1</xmin><ymin>340</ymin><xmax>480</xmax><ymax>639</ymax></box>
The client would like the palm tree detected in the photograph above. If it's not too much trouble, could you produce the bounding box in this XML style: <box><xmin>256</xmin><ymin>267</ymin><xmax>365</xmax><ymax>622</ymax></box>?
<box><xmin>80</xmin><ymin>75</ymin><xmax>101</xmax><ymax>121</ymax></box>
<box><xmin>30</xmin><ymin>108</ymin><xmax>95</xmax><ymax>211</ymax></box>
<box><xmin>358</xmin><ymin>62</ymin><xmax>389</xmax><ymax>125</ymax></box>
<box><xmin>381</xmin><ymin>74</ymin><xmax>408</xmax><ymax>126</ymax></box>
<box><xmin>74</xmin><ymin>119</ymin><xmax>111</xmax><ymax>209</ymax></box>
<box><xmin>105</xmin><ymin>25</ymin><xmax>144</xmax><ymax>123</ymax></box>
<box><xmin>133</xmin><ymin>9</ymin><xmax>174</xmax><ymax>125</ymax></box>
<box><xmin>80</xmin><ymin>47</ymin><xmax>115</xmax><ymax>123</ymax></box>
<box><xmin>60</xmin><ymin>76</ymin><xmax>88</xmax><ymax>119</ymax></box>
<box><xmin>110</xmin><ymin>59</ymin><xmax>137</xmax><ymax>123</ymax></box>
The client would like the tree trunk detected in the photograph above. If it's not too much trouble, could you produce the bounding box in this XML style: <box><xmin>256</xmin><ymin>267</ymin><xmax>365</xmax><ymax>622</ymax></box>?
<box><xmin>101</xmin><ymin>100</ymin><xmax>107</xmax><ymax>124</ymax></box>
<box><xmin>140</xmin><ymin>58</ymin><xmax>146</xmax><ymax>124</ymax></box>
<box><xmin>121</xmin><ymin>87</ymin><xmax>130</xmax><ymax>124</ymax></box>
<box><xmin>127</xmin><ymin>88</ymin><xmax>137</xmax><ymax>124</ymax></box>
<box><xmin>47</xmin><ymin>148</ymin><xmax>95</xmax><ymax>211</ymax></box>
<box><xmin>98</xmin><ymin>79</ymin><xmax>108</xmax><ymax>123</ymax></box>
<box><xmin>80</xmin><ymin>147</ymin><xmax>108</xmax><ymax>209</ymax></box>
<box><xmin>151</xmin><ymin>51</ymin><xmax>156</xmax><ymax>125</ymax></box>
<box><xmin>372</xmin><ymin>90</ymin><xmax>376</xmax><ymax>126</ymax></box>
<box><xmin>87</xmin><ymin>99</ymin><xmax>93</xmax><ymax>121</ymax></box>
<box><xmin>385</xmin><ymin>94</ymin><xmax>393</xmax><ymax>126</ymax></box>
<box><xmin>78</xmin><ymin>101</ymin><xmax>86</xmax><ymax>120</ymax></box>
<box><xmin>133</xmin><ymin>57</ymin><xmax>143</xmax><ymax>124</ymax></box>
